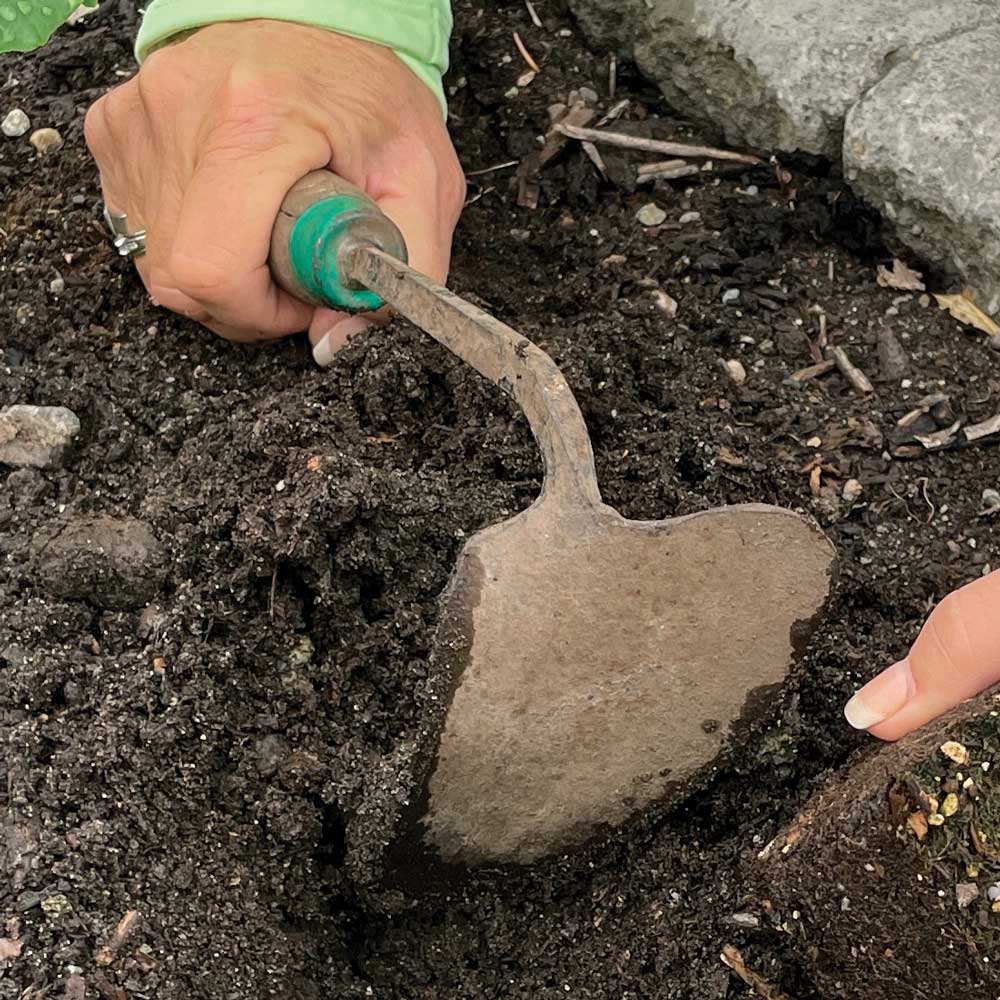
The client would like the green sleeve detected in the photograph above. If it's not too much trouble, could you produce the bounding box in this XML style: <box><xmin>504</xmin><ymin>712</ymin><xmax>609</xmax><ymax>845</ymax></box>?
<box><xmin>134</xmin><ymin>0</ymin><xmax>452</xmax><ymax>116</ymax></box>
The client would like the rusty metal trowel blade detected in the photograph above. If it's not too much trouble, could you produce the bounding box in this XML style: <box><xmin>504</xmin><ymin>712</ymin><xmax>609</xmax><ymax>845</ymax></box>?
<box><xmin>397</xmin><ymin>500</ymin><xmax>834</xmax><ymax>869</ymax></box>
<box><xmin>347</xmin><ymin>248</ymin><xmax>835</xmax><ymax>878</ymax></box>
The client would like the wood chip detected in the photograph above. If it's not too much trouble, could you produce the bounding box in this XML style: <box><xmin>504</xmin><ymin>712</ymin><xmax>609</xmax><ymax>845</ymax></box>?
<box><xmin>829</xmin><ymin>346</ymin><xmax>874</xmax><ymax>394</ymax></box>
<box><xmin>965</xmin><ymin>412</ymin><xmax>1000</xmax><ymax>443</ymax></box>
<box><xmin>897</xmin><ymin>392</ymin><xmax>950</xmax><ymax>428</ymax></box>
<box><xmin>721</xmin><ymin>945</ymin><xmax>793</xmax><ymax>1000</ymax></box>
<box><xmin>914</xmin><ymin>420</ymin><xmax>961</xmax><ymax>451</ymax></box>
<box><xmin>636</xmin><ymin>160</ymin><xmax>700</xmax><ymax>184</ymax></box>
<box><xmin>0</xmin><ymin>936</ymin><xmax>23</xmax><ymax>961</ymax></box>
<box><xmin>555</xmin><ymin>123</ymin><xmax>763</xmax><ymax>165</ymax></box>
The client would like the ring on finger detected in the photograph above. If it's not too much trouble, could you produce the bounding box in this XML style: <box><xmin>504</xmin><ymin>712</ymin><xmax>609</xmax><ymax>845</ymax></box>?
<box><xmin>103</xmin><ymin>206</ymin><xmax>147</xmax><ymax>259</ymax></box>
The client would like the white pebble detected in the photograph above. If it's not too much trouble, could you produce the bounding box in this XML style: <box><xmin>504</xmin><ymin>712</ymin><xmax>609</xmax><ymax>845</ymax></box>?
<box><xmin>679</xmin><ymin>211</ymin><xmax>701</xmax><ymax>225</ymax></box>
<box><xmin>719</xmin><ymin>359</ymin><xmax>747</xmax><ymax>385</ymax></box>
<box><xmin>49</xmin><ymin>276</ymin><xmax>65</xmax><ymax>295</ymax></box>
<box><xmin>722</xmin><ymin>289</ymin><xmax>740</xmax><ymax>305</ymax></box>
<box><xmin>2</xmin><ymin>108</ymin><xmax>30</xmax><ymax>138</ymax></box>
<box><xmin>843</xmin><ymin>479</ymin><xmax>863</xmax><ymax>503</ymax></box>
<box><xmin>636</xmin><ymin>203</ymin><xmax>667</xmax><ymax>227</ymax></box>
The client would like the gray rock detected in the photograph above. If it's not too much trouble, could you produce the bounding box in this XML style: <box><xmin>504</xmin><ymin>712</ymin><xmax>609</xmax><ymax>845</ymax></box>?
<box><xmin>845</xmin><ymin>26</ymin><xmax>1000</xmax><ymax>315</ymax></box>
<box><xmin>570</xmin><ymin>0</ymin><xmax>1000</xmax><ymax>157</ymax></box>
<box><xmin>0</xmin><ymin>405</ymin><xmax>80</xmax><ymax>469</ymax></box>
<box><xmin>32</xmin><ymin>516</ymin><xmax>169</xmax><ymax>609</ymax></box>
<box><xmin>877</xmin><ymin>327</ymin><xmax>909</xmax><ymax>381</ymax></box>
<box><xmin>2</xmin><ymin>108</ymin><xmax>30</xmax><ymax>137</ymax></box>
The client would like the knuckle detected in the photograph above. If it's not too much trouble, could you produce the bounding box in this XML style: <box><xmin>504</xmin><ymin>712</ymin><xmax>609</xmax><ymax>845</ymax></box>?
<box><xmin>82</xmin><ymin>99</ymin><xmax>108</xmax><ymax>154</ymax></box>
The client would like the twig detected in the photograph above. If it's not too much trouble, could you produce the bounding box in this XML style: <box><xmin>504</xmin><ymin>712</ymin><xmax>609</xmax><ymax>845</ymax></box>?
<box><xmin>917</xmin><ymin>476</ymin><xmax>936</xmax><ymax>524</ymax></box>
<box><xmin>95</xmin><ymin>910</ymin><xmax>141</xmax><ymax>967</ymax></box>
<box><xmin>269</xmin><ymin>566</ymin><xmax>278</xmax><ymax>620</ymax></box>
<box><xmin>636</xmin><ymin>160</ymin><xmax>700</xmax><ymax>184</ymax></box>
<box><xmin>525</xmin><ymin>0</ymin><xmax>542</xmax><ymax>27</ymax></box>
<box><xmin>829</xmin><ymin>346</ymin><xmax>874</xmax><ymax>394</ymax></box>
<box><xmin>556</xmin><ymin>123</ymin><xmax>764</xmax><ymax>165</ymax></box>
<box><xmin>466</xmin><ymin>160</ymin><xmax>519</xmax><ymax>178</ymax></box>
<box><xmin>594</xmin><ymin>98</ymin><xmax>629</xmax><ymax>127</ymax></box>
<box><xmin>914</xmin><ymin>420</ymin><xmax>961</xmax><ymax>451</ymax></box>
<box><xmin>517</xmin><ymin>103</ymin><xmax>595</xmax><ymax>209</ymax></box>
<box><xmin>788</xmin><ymin>359</ymin><xmax>836</xmax><ymax>383</ymax></box>
<box><xmin>609</xmin><ymin>54</ymin><xmax>617</xmax><ymax>100</ymax></box>
<box><xmin>581</xmin><ymin>142</ymin><xmax>607</xmax><ymax>178</ymax></box>
<box><xmin>513</xmin><ymin>31</ymin><xmax>541</xmax><ymax>74</ymax></box>
<box><xmin>965</xmin><ymin>412</ymin><xmax>1000</xmax><ymax>442</ymax></box>
<box><xmin>721</xmin><ymin>945</ymin><xmax>793</xmax><ymax>1000</ymax></box>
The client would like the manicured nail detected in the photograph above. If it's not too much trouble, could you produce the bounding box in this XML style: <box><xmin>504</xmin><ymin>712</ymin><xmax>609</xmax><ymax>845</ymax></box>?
<box><xmin>312</xmin><ymin>316</ymin><xmax>372</xmax><ymax>368</ymax></box>
<box><xmin>844</xmin><ymin>658</ymin><xmax>914</xmax><ymax>730</ymax></box>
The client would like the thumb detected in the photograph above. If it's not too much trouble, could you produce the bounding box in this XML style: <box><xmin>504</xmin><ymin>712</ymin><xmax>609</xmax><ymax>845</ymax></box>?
<box><xmin>309</xmin><ymin>172</ymin><xmax>461</xmax><ymax>367</ymax></box>
<box><xmin>844</xmin><ymin>570</ymin><xmax>1000</xmax><ymax>741</ymax></box>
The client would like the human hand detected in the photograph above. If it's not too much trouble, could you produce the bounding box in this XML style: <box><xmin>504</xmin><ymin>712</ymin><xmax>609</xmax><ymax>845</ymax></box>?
<box><xmin>844</xmin><ymin>570</ymin><xmax>1000</xmax><ymax>740</ymax></box>
<box><xmin>84</xmin><ymin>19</ymin><xmax>465</xmax><ymax>363</ymax></box>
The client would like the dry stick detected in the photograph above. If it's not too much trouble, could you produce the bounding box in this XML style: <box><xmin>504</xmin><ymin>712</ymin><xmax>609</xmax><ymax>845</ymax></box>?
<box><xmin>95</xmin><ymin>910</ymin><xmax>141</xmax><ymax>967</ymax></box>
<box><xmin>581</xmin><ymin>142</ymin><xmax>608</xmax><ymax>178</ymax></box>
<box><xmin>609</xmin><ymin>54</ymin><xmax>617</xmax><ymax>100</ymax></box>
<box><xmin>965</xmin><ymin>412</ymin><xmax>1000</xmax><ymax>442</ymax></box>
<box><xmin>595</xmin><ymin>97</ymin><xmax>630</xmax><ymax>127</ymax></box>
<box><xmin>525</xmin><ymin>0</ymin><xmax>542</xmax><ymax>27</ymax></box>
<box><xmin>829</xmin><ymin>346</ymin><xmax>874</xmax><ymax>394</ymax></box>
<box><xmin>467</xmin><ymin>160</ymin><xmax>519</xmax><ymax>178</ymax></box>
<box><xmin>788</xmin><ymin>359</ymin><xmax>836</xmax><ymax>383</ymax></box>
<box><xmin>513</xmin><ymin>31</ymin><xmax>541</xmax><ymax>73</ymax></box>
<box><xmin>636</xmin><ymin>160</ymin><xmax>700</xmax><ymax>184</ymax></box>
<box><xmin>721</xmin><ymin>945</ymin><xmax>793</xmax><ymax>1000</ymax></box>
<box><xmin>556</xmin><ymin>123</ymin><xmax>764</xmax><ymax>165</ymax></box>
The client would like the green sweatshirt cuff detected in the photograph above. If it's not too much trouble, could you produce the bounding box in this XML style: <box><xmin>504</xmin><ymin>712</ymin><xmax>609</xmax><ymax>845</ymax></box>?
<box><xmin>135</xmin><ymin>0</ymin><xmax>452</xmax><ymax>116</ymax></box>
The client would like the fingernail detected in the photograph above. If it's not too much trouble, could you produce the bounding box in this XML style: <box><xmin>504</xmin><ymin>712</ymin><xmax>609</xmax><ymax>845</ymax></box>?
<box><xmin>312</xmin><ymin>316</ymin><xmax>372</xmax><ymax>368</ymax></box>
<box><xmin>844</xmin><ymin>658</ymin><xmax>914</xmax><ymax>730</ymax></box>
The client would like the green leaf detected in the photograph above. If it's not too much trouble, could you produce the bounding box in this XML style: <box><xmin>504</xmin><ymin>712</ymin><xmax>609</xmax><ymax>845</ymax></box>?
<box><xmin>0</xmin><ymin>0</ymin><xmax>97</xmax><ymax>54</ymax></box>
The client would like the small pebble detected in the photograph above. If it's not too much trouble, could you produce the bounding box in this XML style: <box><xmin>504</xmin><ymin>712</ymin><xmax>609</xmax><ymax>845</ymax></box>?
<box><xmin>2</xmin><ymin>108</ymin><xmax>30</xmax><ymax>137</ymax></box>
<box><xmin>941</xmin><ymin>741</ymin><xmax>969</xmax><ymax>765</ymax></box>
<box><xmin>0</xmin><ymin>404</ymin><xmax>80</xmax><ymax>469</ymax></box>
<box><xmin>842</xmin><ymin>479</ymin><xmax>863</xmax><ymax>503</ymax></box>
<box><xmin>719</xmin><ymin>359</ymin><xmax>747</xmax><ymax>385</ymax></box>
<box><xmin>577</xmin><ymin>86</ymin><xmax>599</xmax><ymax>105</ymax></box>
<box><xmin>982</xmin><ymin>488</ymin><xmax>1000</xmax><ymax>511</ymax></box>
<box><xmin>744</xmin><ymin>185</ymin><xmax>759</xmax><ymax>196</ymax></box>
<box><xmin>956</xmin><ymin>882</ymin><xmax>979</xmax><ymax>910</ymax></box>
<box><xmin>636</xmin><ymin>203</ymin><xmax>667</xmax><ymax>227</ymax></box>
<box><xmin>30</xmin><ymin>127</ymin><xmax>63</xmax><ymax>156</ymax></box>
<box><xmin>729</xmin><ymin>912</ymin><xmax>759</xmax><ymax>928</ymax></box>
<box><xmin>940</xmin><ymin>792</ymin><xmax>960</xmax><ymax>817</ymax></box>
<box><xmin>679</xmin><ymin>211</ymin><xmax>701</xmax><ymax>225</ymax></box>
<box><xmin>988</xmin><ymin>884</ymin><xmax>1000</xmax><ymax>903</ymax></box>
<box><xmin>806</xmin><ymin>436</ymin><xmax>822</xmax><ymax>448</ymax></box>
<box><xmin>990</xmin><ymin>333</ymin><xmax>1000</xmax><ymax>352</ymax></box>
<box><xmin>49</xmin><ymin>276</ymin><xmax>65</xmax><ymax>295</ymax></box>
<box><xmin>721</xmin><ymin>289</ymin><xmax>740</xmax><ymax>305</ymax></box>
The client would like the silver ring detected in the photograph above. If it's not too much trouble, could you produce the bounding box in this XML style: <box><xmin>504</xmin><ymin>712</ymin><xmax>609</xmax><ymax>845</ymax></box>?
<box><xmin>103</xmin><ymin>206</ymin><xmax>147</xmax><ymax>259</ymax></box>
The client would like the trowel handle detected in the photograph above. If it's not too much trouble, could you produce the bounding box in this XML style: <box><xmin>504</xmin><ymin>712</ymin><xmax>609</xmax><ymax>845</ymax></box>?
<box><xmin>269</xmin><ymin>170</ymin><xmax>408</xmax><ymax>313</ymax></box>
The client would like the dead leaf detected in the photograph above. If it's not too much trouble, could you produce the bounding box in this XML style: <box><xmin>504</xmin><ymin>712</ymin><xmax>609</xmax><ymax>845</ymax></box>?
<box><xmin>934</xmin><ymin>291</ymin><xmax>1000</xmax><ymax>336</ymax></box>
<box><xmin>716</xmin><ymin>446</ymin><xmax>747</xmax><ymax>468</ymax></box>
<box><xmin>876</xmin><ymin>259</ymin><xmax>925</xmax><ymax>291</ymax></box>
<box><xmin>0</xmin><ymin>936</ymin><xmax>23</xmax><ymax>961</ymax></box>
<box><xmin>907</xmin><ymin>811</ymin><xmax>929</xmax><ymax>841</ymax></box>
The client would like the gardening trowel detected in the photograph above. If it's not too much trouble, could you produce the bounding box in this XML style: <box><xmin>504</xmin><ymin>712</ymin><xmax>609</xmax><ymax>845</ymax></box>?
<box><xmin>269</xmin><ymin>172</ymin><xmax>835</xmax><ymax>868</ymax></box>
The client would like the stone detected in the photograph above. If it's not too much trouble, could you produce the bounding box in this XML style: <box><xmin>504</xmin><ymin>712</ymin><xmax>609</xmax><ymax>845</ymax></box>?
<box><xmin>569</xmin><ymin>0</ymin><xmax>1000</xmax><ymax>157</ymax></box>
<box><xmin>844</xmin><ymin>26</ymin><xmax>1000</xmax><ymax>315</ymax></box>
<box><xmin>568</xmin><ymin>0</ymin><xmax>1000</xmax><ymax>315</ymax></box>
<box><xmin>2</xmin><ymin>108</ymin><xmax>30</xmax><ymax>137</ymax></box>
<box><xmin>0</xmin><ymin>405</ymin><xmax>80</xmax><ymax>469</ymax></box>
<box><xmin>679</xmin><ymin>210</ymin><xmax>701</xmax><ymax>225</ymax></box>
<box><xmin>636</xmin><ymin>202</ymin><xmax>667</xmax><ymax>226</ymax></box>
<box><xmin>29</xmin><ymin>127</ymin><xmax>63</xmax><ymax>156</ymax></box>
<box><xmin>956</xmin><ymin>882</ymin><xmax>979</xmax><ymax>910</ymax></box>
<box><xmin>842</xmin><ymin>479</ymin><xmax>863</xmax><ymax>504</ymax></box>
<box><xmin>720</xmin><ymin>358</ymin><xmax>747</xmax><ymax>384</ymax></box>
<box><xmin>877</xmin><ymin>327</ymin><xmax>909</xmax><ymax>381</ymax></box>
<box><xmin>721</xmin><ymin>288</ymin><xmax>741</xmax><ymax>305</ymax></box>
<box><xmin>32</xmin><ymin>516</ymin><xmax>169</xmax><ymax>610</ymax></box>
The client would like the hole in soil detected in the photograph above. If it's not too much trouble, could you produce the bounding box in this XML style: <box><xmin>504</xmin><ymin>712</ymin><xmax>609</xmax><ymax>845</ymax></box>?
<box><xmin>314</xmin><ymin>798</ymin><xmax>347</xmax><ymax>868</ymax></box>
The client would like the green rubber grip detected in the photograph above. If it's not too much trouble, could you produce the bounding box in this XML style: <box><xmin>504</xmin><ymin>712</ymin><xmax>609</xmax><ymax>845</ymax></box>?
<box><xmin>288</xmin><ymin>195</ymin><xmax>385</xmax><ymax>312</ymax></box>
<box><xmin>270</xmin><ymin>171</ymin><xmax>409</xmax><ymax>313</ymax></box>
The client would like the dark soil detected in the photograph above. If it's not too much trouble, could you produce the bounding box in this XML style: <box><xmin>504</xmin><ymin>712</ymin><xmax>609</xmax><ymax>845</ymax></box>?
<box><xmin>2</xmin><ymin>2</ymin><xmax>999</xmax><ymax>997</ymax></box>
